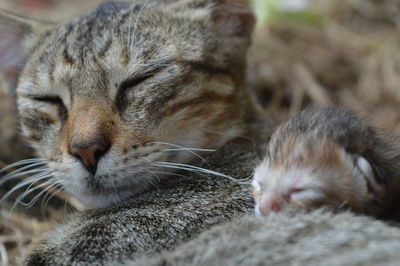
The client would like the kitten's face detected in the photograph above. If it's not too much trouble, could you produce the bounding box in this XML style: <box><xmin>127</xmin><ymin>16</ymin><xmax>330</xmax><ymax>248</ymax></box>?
<box><xmin>252</xmin><ymin>136</ymin><xmax>383</xmax><ymax>216</ymax></box>
<box><xmin>5</xmin><ymin>0</ymin><xmax>254</xmax><ymax>208</ymax></box>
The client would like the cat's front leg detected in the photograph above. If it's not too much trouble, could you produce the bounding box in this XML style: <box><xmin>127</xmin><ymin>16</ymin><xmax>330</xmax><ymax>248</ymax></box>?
<box><xmin>252</xmin><ymin>107</ymin><xmax>400</xmax><ymax>218</ymax></box>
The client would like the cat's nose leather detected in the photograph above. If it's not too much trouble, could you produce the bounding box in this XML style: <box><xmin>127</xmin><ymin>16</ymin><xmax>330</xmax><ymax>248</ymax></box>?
<box><xmin>258</xmin><ymin>190</ymin><xmax>284</xmax><ymax>216</ymax></box>
<box><xmin>69</xmin><ymin>139</ymin><xmax>110</xmax><ymax>175</ymax></box>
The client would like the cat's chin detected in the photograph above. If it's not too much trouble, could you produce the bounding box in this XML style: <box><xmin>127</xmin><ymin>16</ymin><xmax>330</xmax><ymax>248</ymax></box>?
<box><xmin>73</xmin><ymin>192</ymin><xmax>135</xmax><ymax>210</ymax></box>
<box><xmin>66</xmin><ymin>183</ymin><xmax>152</xmax><ymax>210</ymax></box>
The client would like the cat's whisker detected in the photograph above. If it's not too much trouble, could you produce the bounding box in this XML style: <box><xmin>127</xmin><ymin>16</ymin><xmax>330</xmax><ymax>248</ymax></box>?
<box><xmin>201</xmin><ymin>129</ymin><xmax>257</xmax><ymax>149</ymax></box>
<box><xmin>131</xmin><ymin>0</ymin><xmax>150</xmax><ymax>51</ymax></box>
<box><xmin>0</xmin><ymin>160</ymin><xmax>49</xmax><ymax>180</ymax></box>
<box><xmin>0</xmin><ymin>159</ymin><xmax>48</xmax><ymax>175</ymax></box>
<box><xmin>19</xmin><ymin>172</ymin><xmax>54</xmax><ymax>198</ymax></box>
<box><xmin>0</xmin><ymin>158</ymin><xmax>47</xmax><ymax>168</ymax></box>
<box><xmin>40</xmin><ymin>183</ymin><xmax>57</xmax><ymax>210</ymax></box>
<box><xmin>114</xmin><ymin>161</ymin><xmax>198</xmax><ymax>186</ymax></box>
<box><xmin>11</xmin><ymin>178</ymin><xmax>58</xmax><ymax>209</ymax></box>
<box><xmin>153</xmin><ymin>162</ymin><xmax>216</xmax><ymax>175</ymax></box>
<box><xmin>107</xmin><ymin>161</ymin><xmax>188</xmax><ymax>191</ymax></box>
<box><xmin>0</xmin><ymin>172</ymin><xmax>53</xmax><ymax>205</ymax></box>
<box><xmin>0</xmin><ymin>167</ymin><xmax>50</xmax><ymax>188</ymax></box>
<box><xmin>41</xmin><ymin>183</ymin><xmax>64</xmax><ymax>213</ymax></box>
<box><xmin>148</xmin><ymin>170</ymin><xmax>188</xmax><ymax>179</ymax></box>
<box><xmin>151</xmin><ymin>162</ymin><xmax>213</xmax><ymax>182</ymax></box>
<box><xmin>150</xmin><ymin>142</ymin><xmax>216</xmax><ymax>151</ymax></box>
<box><xmin>139</xmin><ymin>167</ymin><xmax>160</xmax><ymax>181</ymax></box>
<box><xmin>3</xmin><ymin>171</ymin><xmax>52</xmax><ymax>194</ymax></box>
<box><xmin>164</xmin><ymin>148</ymin><xmax>216</xmax><ymax>152</ymax></box>
<box><xmin>139</xmin><ymin>168</ymin><xmax>161</xmax><ymax>190</ymax></box>
<box><xmin>109</xmin><ymin>3</ymin><xmax>123</xmax><ymax>30</ymax></box>
<box><xmin>151</xmin><ymin>141</ymin><xmax>213</xmax><ymax>165</ymax></box>
<box><xmin>110</xmin><ymin>164</ymin><xmax>161</xmax><ymax>187</ymax></box>
<box><xmin>127</xmin><ymin>0</ymin><xmax>137</xmax><ymax>49</ymax></box>
<box><xmin>28</xmin><ymin>181</ymin><xmax>62</xmax><ymax>209</ymax></box>
<box><xmin>153</xmin><ymin>161</ymin><xmax>251</xmax><ymax>184</ymax></box>
<box><xmin>13</xmin><ymin>180</ymin><xmax>61</xmax><ymax>210</ymax></box>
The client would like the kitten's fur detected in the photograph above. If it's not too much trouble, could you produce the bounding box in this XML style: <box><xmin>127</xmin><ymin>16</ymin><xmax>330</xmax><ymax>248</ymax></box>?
<box><xmin>253</xmin><ymin>107</ymin><xmax>400</xmax><ymax>218</ymax></box>
<box><xmin>0</xmin><ymin>0</ymin><xmax>256</xmax><ymax>208</ymax></box>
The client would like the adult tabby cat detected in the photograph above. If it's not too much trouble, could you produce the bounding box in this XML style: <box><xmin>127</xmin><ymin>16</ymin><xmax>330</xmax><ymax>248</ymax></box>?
<box><xmin>0</xmin><ymin>0</ymin><xmax>256</xmax><ymax>208</ymax></box>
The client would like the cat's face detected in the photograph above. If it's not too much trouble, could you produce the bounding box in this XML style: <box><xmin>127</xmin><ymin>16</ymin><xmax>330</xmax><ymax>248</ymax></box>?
<box><xmin>0</xmin><ymin>0</ymin><xmax>254</xmax><ymax>208</ymax></box>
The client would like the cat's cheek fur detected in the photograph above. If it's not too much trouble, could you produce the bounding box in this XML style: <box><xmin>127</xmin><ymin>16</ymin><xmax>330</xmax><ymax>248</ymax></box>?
<box><xmin>20</xmin><ymin>119</ymin><xmax>60</xmax><ymax>157</ymax></box>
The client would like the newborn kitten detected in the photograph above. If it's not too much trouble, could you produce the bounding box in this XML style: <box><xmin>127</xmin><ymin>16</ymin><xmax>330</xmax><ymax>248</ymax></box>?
<box><xmin>0</xmin><ymin>0</ymin><xmax>256</xmax><ymax>208</ymax></box>
<box><xmin>253</xmin><ymin>107</ymin><xmax>400</xmax><ymax>218</ymax></box>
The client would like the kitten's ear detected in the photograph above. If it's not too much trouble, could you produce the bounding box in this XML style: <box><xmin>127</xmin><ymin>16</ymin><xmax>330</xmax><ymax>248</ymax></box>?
<box><xmin>0</xmin><ymin>10</ymin><xmax>53</xmax><ymax>92</ymax></box>
<box><xmin>212</xmin><ymin>0</ymin><xmax>255</xmax><ymax>39</ymax></box>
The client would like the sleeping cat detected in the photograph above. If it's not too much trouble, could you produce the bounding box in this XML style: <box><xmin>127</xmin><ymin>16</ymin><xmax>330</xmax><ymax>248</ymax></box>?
<box><xmin>1</xmin><ymin>0</ymin><xmax>399</xmax><ymax>218</ymax></box>
<box><xmin>0</xmin><ymin>0</ymin><xmax>257</xmax><ymax>208</ymax></box>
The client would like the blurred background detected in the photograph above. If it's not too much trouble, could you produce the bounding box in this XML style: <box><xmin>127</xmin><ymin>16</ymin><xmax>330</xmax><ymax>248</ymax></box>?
<box><xmin>0</xmin><ymin>0</ymin><xmax>399</xmax><ymax>264</ymax></box>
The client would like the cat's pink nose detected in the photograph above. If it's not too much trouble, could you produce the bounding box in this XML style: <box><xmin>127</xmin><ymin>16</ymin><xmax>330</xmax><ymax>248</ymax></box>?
<box><xmin>258</xmin><ymin>190</ymin><xmax>285</xmax><ymax>216</ymax></box>
<box><xmin>69</xmin><ymin>139</ymin><xmax>110</xmax><ymax>175</ymax></box>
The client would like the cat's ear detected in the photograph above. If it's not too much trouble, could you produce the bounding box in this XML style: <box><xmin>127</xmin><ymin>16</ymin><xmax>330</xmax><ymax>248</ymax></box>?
<box><xmin>0</xmin><ymin>10</ymin><xmax>53</xmax><ymax>92</ymax></box>
<box><xmin>212</xmin><ymin>0</ymin><xmax>255</xmax><ymax>39</ymax></box>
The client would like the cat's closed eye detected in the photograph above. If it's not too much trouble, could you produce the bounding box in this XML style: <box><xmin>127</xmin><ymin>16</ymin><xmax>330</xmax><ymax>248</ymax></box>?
<box><xmin>116</xmin><ymin>74</ymin><xmax>154</xmax><ymax>110</ymax></box>
<box><xmin>31</xmin><ymin>95</ymin><xmax>63</xmax><ymax>104</ymax></box>
<box><xmin>116</xmin><ymin>65</ymin><xmax>169</xmax><ymax>110</ymax></box>
<box><xmin>29</xmin><ymin>96</ymin><xmax>68</xmax><ymax>121</ymax></box>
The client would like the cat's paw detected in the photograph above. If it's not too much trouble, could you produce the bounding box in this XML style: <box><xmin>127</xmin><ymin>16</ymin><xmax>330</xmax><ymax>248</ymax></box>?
<box><xmin>252</xmin><ymin>138</ymin><xmax>385</xmax><ymax>216</ymax></box>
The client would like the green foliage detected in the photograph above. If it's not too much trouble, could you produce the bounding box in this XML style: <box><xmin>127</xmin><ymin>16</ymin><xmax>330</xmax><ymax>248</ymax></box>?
<box><xmin>252</xmin><ymin>0</ymin><xmax>275</xmax><ymax>26</ymax></box>
<box><xmin>252</xmin><ymin>0</ymin><xmax>323</xmax><ymax>27</ymax></box>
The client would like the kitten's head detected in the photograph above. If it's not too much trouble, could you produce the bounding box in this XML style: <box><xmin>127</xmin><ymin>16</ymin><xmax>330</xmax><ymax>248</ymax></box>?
<box><xmin>0</xmin><ymin>0</ymin><xmax>254</xmax><ymax>208</ymax></box>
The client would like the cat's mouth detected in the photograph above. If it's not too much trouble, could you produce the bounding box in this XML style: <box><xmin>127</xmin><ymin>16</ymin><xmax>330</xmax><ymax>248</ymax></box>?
<box><xmin>83</xmin><ymin>172</ymin><xmax>156</xmax><ymax>195</ymax></box>
<box><xmin>57</xmin><ymin>147</ymin><xmax>196</xmax><ymax>208</ymax></box>
<box><xmin>56</xmin><ymin>166</ymin><xmax>162</xmax><ymax>208</ymax></box>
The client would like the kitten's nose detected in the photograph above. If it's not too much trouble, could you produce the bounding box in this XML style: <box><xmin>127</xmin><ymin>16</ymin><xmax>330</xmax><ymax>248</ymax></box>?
<box><xmin>258</xmin><ymin>190</ymin><xmax>284</xmax><ymax>216</ymax></box>
<box><xmin>69</xmin><ymin>139</ymin><xmax>110</xmax><ymax>175</ymax></box>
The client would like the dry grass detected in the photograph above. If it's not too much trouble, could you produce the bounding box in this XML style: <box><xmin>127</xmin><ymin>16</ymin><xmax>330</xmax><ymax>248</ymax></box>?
<box><xmin>0</xmin><ymin>205</ymin><xmax>59</xmax><ymax>265</ymax></box>
<box><xmin>248</xmin><ymin>0</ymin><xmax>400</xmax><ymax>131</ymax></box>
<box><xmin>1</xmin><ymin>0</ymin><xmax>400</xmax><ymax>264</ymax></box>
